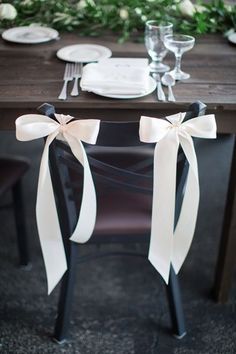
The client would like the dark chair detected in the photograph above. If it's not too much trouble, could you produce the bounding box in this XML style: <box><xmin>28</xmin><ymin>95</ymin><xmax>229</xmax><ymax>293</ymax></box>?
<box><xmin>0</xmin><ymin>156</ymin><xmax>30</xmax><ymax>266</ymax></box>
<box><xmin>38</xmin><ymin>101</ymin><xmax>206</xmax><ymax>343</ymax></box>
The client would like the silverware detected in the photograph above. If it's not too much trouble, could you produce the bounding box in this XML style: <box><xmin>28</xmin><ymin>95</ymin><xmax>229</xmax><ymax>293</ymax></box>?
<box><xmin>161</xmin><ymin>73</ymin><xmax>176</xmax><ymax>102</ymax></box>
<box><xmin>71</xmin><ymin>62</ymin><xmax>83</xmax><ymax>96</ymax></box>
<box><xmin>152</xmin><ymin>73</ymin><xmax>166</xmax><ymax>101</ymax></box>
<box><xmin>58</xmin><ymin>63</ymin><xmax>74</xmax><ymax>100</ymax></box>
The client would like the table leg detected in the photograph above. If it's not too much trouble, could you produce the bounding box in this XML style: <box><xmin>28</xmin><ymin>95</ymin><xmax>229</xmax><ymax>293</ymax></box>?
<box><xmin>213</xmin><ymin>134</ymin><xmax>236</xmax><ymax>303</ymax></box>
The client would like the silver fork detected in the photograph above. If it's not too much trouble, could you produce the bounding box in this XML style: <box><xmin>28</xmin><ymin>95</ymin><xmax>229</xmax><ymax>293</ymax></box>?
<box><xmin>71</xmin><ymin>62</ymin><xmax>82</xmax><ymax>96</ymax></box>
<box><xmin>58</xmin><ymin>63</ymin><xmax>74</xmax><ymax>100</ymax></box>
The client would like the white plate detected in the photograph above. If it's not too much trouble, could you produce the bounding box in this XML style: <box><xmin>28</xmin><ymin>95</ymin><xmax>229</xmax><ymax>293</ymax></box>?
<box><xmin>2</xmin><ymin>26</ymin><xmax>59</xmax><ymax>44</ymax></box>
<box><xmin>90</xmin><ymin>76</ymin><xmax>156</xmax><ymax>99</ymax></box>
<box><xmin>228</xmin><ymin>32</ymin><xmax>236</xmax><ymax>45</ymax></box>
<box><xmin>56</xmin><ymin>44</ymin><xmax>112</xmax><ymax>63</ymax></box>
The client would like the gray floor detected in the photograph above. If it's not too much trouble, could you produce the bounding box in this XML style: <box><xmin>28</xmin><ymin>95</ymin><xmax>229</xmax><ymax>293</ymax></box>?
<box><xmin>0</xmin><ymin>131</ymin><xmax>235</xmax><ymax>354</ymax></box>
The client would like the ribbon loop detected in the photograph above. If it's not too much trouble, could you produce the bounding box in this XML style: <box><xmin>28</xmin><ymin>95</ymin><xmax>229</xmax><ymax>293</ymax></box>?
<box><xmin>16</xmin><ymin>113</ymin><xmax>100</xmax><ymax>294</ymax></box>
<box><xmin>139</xmin><ymin>112</ymin><xmax>216</xmax><ymax>283</ymax></box>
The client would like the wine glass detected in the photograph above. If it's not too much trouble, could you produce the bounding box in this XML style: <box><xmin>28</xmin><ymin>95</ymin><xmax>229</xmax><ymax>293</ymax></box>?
<box><xmin>164</xmin><ymin>34</ymin><xmax>195</xmax><ymax>80</ymax></box>
<box><xmin>145</xmin><ymin>21</ymin><xmax>173</xmax><ymax>73</ymax></box>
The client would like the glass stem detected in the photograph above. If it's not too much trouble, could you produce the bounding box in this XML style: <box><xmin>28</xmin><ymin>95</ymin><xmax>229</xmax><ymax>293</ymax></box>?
<box><xmin>175</xmin><ymin>54</ymin><xmax>182</xmax><ymax>73</ymax></box>
<box><xmin>153</xmin><ymin>58</ymin><xmax>161</xmax><ymax>65</ymax></box>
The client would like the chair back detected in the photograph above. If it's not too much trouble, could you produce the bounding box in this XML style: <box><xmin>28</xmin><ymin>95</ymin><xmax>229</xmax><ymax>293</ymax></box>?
<box><xmin>37</xmin><ymin>102</ymin><xmax>206</xmax><ymax>249</ymax></box>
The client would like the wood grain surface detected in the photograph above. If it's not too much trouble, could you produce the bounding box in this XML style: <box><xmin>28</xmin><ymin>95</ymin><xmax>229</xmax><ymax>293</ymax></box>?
<box><xmin>0</xmin><ymin>33</ymin><xmax>235</xmax><ymax>130</ymax></box>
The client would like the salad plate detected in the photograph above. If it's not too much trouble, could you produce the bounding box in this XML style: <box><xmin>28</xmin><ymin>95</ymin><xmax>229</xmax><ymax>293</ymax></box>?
<box><xmin>56</xmin><ymin>44</ymin><xmax>112</xmax><ymax>63</ymax></box>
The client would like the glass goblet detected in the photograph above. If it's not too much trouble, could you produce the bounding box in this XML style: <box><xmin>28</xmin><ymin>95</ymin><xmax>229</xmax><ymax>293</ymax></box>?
<box><xmin>145</xmin><ymin>21</ymin><xmax>173</xmax><ymax>73</ymax></box>
<box><xmin>164</xmin><ymin>34</ymin><xmax>195</xmax><ymax>80</ymax></box>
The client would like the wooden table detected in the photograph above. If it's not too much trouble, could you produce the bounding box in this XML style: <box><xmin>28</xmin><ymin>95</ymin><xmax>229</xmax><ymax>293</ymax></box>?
<box><xmin>0</xmin><ymin>33</ymin><xmax>236</xmax><ymax>302</ymax></box>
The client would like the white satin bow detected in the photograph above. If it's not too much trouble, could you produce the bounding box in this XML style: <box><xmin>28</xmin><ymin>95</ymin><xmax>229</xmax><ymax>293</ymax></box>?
<box><xmin>16</xmin><ymin>113</ymin><xmax>100</xmax><ymax>294</ymax></box>
<box><xmin>139</xmin><ymin>112</ymin><xmax>216</xmax><ymax>283</ymax></box>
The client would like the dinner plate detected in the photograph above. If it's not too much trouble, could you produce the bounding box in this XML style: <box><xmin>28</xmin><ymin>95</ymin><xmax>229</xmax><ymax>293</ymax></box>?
<box><xmin>2</xmin><ymin>26</ymin><xmax>59</xmax><ymax>44</ymax></box>
<box><xmin>228</xmin><ymin>32</ymin><xmax>236</xmax><ymax>45</ymax></box>
<box><xmin>90</xmin><ymin>76</ymin><xmax>156</xmax><ymax>99</ymax></box>
<box><xmin>56</xmin><ymin>44</ymin><xmax>112</xmax><ymax>63</ymax></box>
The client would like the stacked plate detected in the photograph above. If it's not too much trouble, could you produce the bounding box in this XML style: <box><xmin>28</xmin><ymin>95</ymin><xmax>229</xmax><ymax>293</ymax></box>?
<box><xmin>79</xmin><ymin>58</ymin><xmax>156</xmax><ymax>99</ymax></box>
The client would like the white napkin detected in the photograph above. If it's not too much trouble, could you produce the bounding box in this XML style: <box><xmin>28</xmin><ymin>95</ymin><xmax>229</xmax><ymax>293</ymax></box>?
<box><xmin>80</xmin><ymin>58</ymin><xmax>150</xmax><ymax>95</ymax></box>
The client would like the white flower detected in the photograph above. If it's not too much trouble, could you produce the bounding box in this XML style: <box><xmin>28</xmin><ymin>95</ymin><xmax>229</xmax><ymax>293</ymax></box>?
<box><xmin>225</xmin><ymin>5</ymin><xmax>232</xmax><ymax>12</ymax></box>
<box><xmin>135</xmin><ymin>7</ymin><xmax>142</xmax><ymax>16</ymax></box>
<box><xmin>77</xmin><ymin>0</ymin><xmax>87</xmax><ymax>10</ymax></box>
<box><xmin>141</xmin><ymin>15</ymin><xmax>147</xmax><ymax>22</ymax></box>
<box><xmin>119</xmin><ymin>8</ymin><xmax>129</xmax><ymax>20</ymax></box>
<box><xmin>178</xmin><ymin>0</ymin><xmax>196</xmax><ymax>18</ymax></box>
<box><xmin>0</xmin><ymin>3</ymin><xmax>17</xmax><ymax>20</ymax></box>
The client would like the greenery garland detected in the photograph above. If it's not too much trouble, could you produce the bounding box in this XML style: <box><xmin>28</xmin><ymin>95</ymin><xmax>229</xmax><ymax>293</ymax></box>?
<box><xmin>1</xmin><ymin>0</ymin><xmax>235</xmax><ymax>42</ymax></box>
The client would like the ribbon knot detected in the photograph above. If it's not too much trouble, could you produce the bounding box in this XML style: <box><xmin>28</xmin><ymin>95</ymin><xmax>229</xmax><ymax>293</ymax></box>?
<box><xmin>55</xmin><ymin>113</ymin><xmax>73</xmax><ymax>125</ymax></box>
<box><xmin>139</xmin><ymin>112</ymin><xmax>216</xmax><ymax>283</ymax></box>
<box><xmin>172</xmin><ymin>123</ymin><xmax>180</xmax><ymax>129</ymax></box>
<box><xmin>59</xmin><ymin>124</ymin><xmax>67</xmax><ymax>133</ymax></box>
<box><xmin>167</xmin><ymin>112</ymin><xmax>185</xmax><ymax>125</ymax></box>
<box><xmin>16</xmin><ymin>113</ymin><xmax>100</xmax><ymax>294</ymax></box>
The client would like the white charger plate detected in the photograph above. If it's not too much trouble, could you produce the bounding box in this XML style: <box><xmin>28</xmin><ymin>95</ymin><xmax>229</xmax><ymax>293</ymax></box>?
<box><xmin>2</xmin><ymin>26</ymin><xmax>59</xmax><ymax>44</ymax></box>
<box><xmin>56</xmin><ymin>44</ymin><xmax>112</xmax><ymax>63</ymax></box>
<box><xmin>228</xmin><ymin>32</ymin><xmax>236</xmax><ymax>45</ymax></box>
<box><xmin>90</xmin><ymin>76</ymin><xmax>156</xmax><ymax>99</ymax></box>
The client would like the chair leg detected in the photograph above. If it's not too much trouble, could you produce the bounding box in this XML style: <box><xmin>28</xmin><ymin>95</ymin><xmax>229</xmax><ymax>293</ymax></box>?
<box><xmin>53</xmin><ymin>243</ymin><xmax>78</xmax><ymax>343</ymax></box>
<box><xmin>165</xmin><ymin>265</ymin><xmax>186</xmax><ymax>339</ymax></box>
<box><xmin>12</xmin><ymin>180</ymin><xmax>30</xmax><ymax>266</ymax></box>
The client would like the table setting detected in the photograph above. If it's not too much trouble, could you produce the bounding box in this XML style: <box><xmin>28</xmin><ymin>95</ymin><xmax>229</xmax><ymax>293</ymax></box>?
<box><xmin>0</xmin><ymin>22</ymin><xmax>191</xmax><ymax>103</ymax></box>
<box><xmin>53</xmin><ymin>21</ymin><xmax>196</xmax><ymax>102</ymax></box>
<box><xmin>0</xmin><ymin>14</ymin><xmax>198</xmax><ymax>104</ymax></box>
